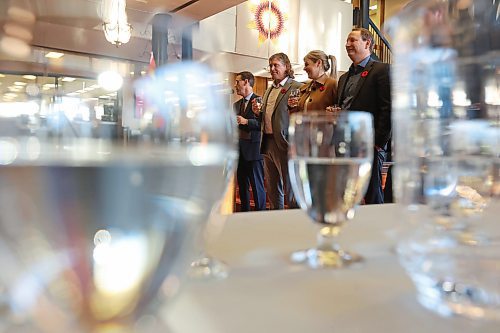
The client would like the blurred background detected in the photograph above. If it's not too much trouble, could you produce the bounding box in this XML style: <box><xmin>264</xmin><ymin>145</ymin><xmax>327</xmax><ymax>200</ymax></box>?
<box><xmin>0</xmin><ymin>0</ymin><xmax>407</xmax><ymax>210</ymax></box>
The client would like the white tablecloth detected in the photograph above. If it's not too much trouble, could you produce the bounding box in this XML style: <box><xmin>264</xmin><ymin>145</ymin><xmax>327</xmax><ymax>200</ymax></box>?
<box><xmin>165</xmin><ymin>204</ymin><xmax>498</xmax><ymax>333</ymax></box>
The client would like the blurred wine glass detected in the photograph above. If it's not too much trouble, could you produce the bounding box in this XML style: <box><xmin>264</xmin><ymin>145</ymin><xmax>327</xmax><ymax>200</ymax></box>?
<box><xmin>188</xmin><ymin>200</ymin><xmax>231</xmax><ymax>279</ymax></box>
<box><xmin>188</xmin><ymin>157</ymin><xmax>235</xmax><ymax>280</ymax></box>
<box><xmin>288</xmin><ymin>111</ymin><xmax>373</xmax><ymax>268</ymax></box>
<box><xmin>0</xmin><ymin>62</ymin><xmax>237</xmax><ymax>332</ymax></box>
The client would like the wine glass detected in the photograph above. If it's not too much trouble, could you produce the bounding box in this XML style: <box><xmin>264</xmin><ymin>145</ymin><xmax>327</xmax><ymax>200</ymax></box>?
<box><xmin>287</xmin><ymin>88</ymin><xmax>301</xmax><ymax>110</ymax></box>
<box><xmin>326</xmin><ymin>104</ymin><xmax>342</xmax><ymax>116</ymax></box>
<box><xmin>288</xmin><ymin>111</ymin><xmax>374</xmax><ymax>268</ymax></box>
<box><xmin>252</xmin><ymin>96</ymin><xmax>263</xmax><ymax>116</ymax></box>
<box><xmin>188</xmin><ymin>200</ymin><xmax>231</xmax><ymax>279</ymax></box>
<box><xmin>0</xmin><ymin>62</ymin><xmax>237</xmax><ymax>332</ymax></box>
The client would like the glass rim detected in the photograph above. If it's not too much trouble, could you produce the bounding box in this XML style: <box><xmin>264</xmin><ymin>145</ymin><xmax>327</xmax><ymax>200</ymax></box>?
<box><xmin>289</xmin><ymin>110</ymin><xmax>373</xmax><ymax>121</ymax></box>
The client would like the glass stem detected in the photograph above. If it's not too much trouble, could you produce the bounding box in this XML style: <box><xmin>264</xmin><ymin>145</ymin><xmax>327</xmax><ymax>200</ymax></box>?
<box><xmin>316</xmin><ymin>224</ymin><xmax>342</xmax><ymax>251</ymax></box>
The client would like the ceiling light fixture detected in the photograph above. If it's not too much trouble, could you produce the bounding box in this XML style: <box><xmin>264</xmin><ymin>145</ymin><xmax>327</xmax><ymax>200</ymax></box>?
<box><xmin>45</xmin><ymin>51</ymin><xmax>64</xmax><ymax>59</ymax></box>
<box><xmin>102</xmin><ymin>0</ymin><xmax>132</xmax><ymax>46</ymax></box>
<box><xmin>98</xmin><ymin>71</ymin><xmax>123</xmax><ymax>92</ymax></box>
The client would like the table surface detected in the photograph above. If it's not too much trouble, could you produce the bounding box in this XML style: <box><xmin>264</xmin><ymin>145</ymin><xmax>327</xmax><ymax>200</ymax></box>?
<box><xmin>165</xmin><ymin>204</ymin><xmax>499</xmax><ymax>333</ymax></box>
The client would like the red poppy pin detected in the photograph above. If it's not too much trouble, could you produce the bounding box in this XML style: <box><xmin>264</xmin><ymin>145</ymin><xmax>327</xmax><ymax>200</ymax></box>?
<box><xmin>319</xmin><ymin>86</ymin><xmax>326</xmax><ymax>92</ymax></box>
<box><xmin>361</xmin><ymin>70</ymin><xmax>369</xmax><ymax>78</ymax></box>
<box><xmin>281</xmin><ymin>88</ymin><xmax>287</xmax><ymax>94</ymax></box>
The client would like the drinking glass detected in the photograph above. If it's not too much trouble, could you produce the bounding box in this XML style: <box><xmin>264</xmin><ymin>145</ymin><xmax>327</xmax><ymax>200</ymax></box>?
<box><xmin>397</xmin><ymin>119</ymin><xmax>499</xmax><ymax>319</ymax></box>
<box><xmin>252</xmin><ymin>96</ymin><xmax>263</xmax><ymax>115</ymax></box>
<box><xmin>189</xmin><ymin>201</ymin><xmax>231</xmax><ymax>279</ymax></box>
<box><xmin>387</xmin><ymin>0</ymin><xmax>500</xmax><ymax>320</ymax></box>
<box><xmin>287</xmin><ymin>88</ymin><xmax>301</xmax><ymax>110</ymax></box>
<box><xmin>0</xmin><ymin>61</ymin><xmax>237</xmax><ymax>332</ymax></box>
<box><xmin>288</xmin><ymin>111</ymin><xmax>374</xmax><ymax>268</ymax></box>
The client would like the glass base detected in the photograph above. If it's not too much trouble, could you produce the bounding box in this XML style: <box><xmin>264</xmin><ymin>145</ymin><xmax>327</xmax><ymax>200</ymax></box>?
<box><xmin>188</xmin><ymin>256</ymin><xmax>229</xmax><ymax>280</ymax></box>
<box><xmin>398</xmin><ymin>225</ymin><xmax>500</xmax><ymax>321</ymax></box>
<box><xmin>414</xmin><ymin>275</ymin><xmax>500</xmax><ymax>321</ymax></box>
<box><xmin>290</xmin><ymin>248</ymin><xmax>362</xmax><ymax>269</ymax></box>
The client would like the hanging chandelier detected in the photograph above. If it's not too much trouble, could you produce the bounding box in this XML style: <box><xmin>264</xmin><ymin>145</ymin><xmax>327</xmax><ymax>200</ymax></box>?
<box><xmin>102</xmin><ymin>0</ymin><xmax>132</xmax><ymax>46</ymax></box>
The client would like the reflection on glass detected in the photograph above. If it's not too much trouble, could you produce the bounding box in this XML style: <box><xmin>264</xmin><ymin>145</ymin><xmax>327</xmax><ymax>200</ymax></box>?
<box><xmin>0</xmin><ymin>60</ymin><xmax>237</xmax><ymax>332</ymax></box>
<box><xmin>387</xmin><ymin>0</ymin><xmax>500</xmax><ymax>321</ymax></box>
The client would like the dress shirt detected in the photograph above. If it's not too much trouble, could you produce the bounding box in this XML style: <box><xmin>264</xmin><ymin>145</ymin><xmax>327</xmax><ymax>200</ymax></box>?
<box><xmin>264</xmin><ymin>77</ymin><xmax>288</xmax><ymax>134</ymax></box>
<box><xmin>239</xmin><ymin>93</ymin><xmax>252</xmax><ymax>114</ymax></box>
<box><xmin>341</xmin><ymin>55</ymin><xmax>371</xmax><ymax>110</ymax></box>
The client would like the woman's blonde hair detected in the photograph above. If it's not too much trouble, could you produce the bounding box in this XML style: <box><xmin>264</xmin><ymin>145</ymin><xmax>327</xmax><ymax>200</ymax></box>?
<box><xmin>304</xmin><ymin>50</ymin><xmax>337</xmax><ymax>81</ymax></box>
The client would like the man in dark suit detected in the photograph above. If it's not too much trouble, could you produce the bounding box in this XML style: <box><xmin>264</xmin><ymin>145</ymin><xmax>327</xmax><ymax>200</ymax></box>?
<box><xmin>234</xmin><ymin>71</ymin><xmax>266</xmax><ymax>211</ymax></box>
<box><xmin>338</xmin><ymin>28</ymin><xmax>392</xmax><ymax>204</ymax></box>
<box><xmin>252</xmin><ymin>53</ymin><xmax>302</xmax><ymax>209</ymax></box>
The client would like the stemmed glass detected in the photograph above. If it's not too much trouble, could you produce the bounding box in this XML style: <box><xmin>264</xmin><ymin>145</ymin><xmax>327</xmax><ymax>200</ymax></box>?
<box><xmin>287</xmin><ymin>88</ymin><xmax>301</xmax><ymax>111</ymax></box>
<box><xmin>288</xmin><ymin>111</ymin><xmax>374</xmax><ymax>268</ymax></box>
<box><xmin>189</xmin><ymin>200</ymin><xmax>231</xmax><ymax>279</ymax></box>
<box><xmin>252</xmin><ymin>96</ymin><xmax>263</xmax><ymax>115</ymax></box>
<box><xmin>0</xmin><ymin>62</ymin><xmax>237</xmax><ymax>332</ymax></box>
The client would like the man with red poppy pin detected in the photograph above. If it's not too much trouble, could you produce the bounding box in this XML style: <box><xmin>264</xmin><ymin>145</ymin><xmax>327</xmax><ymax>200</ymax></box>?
<box><xmin>252</xmin><ymin>52</ymin><xmax>301</xmax><ymax>209</ymax></box>
<box><xmin>338</xmin><ymin>27</ymin><xmax>392</xmax><ymax>204</ymax></box>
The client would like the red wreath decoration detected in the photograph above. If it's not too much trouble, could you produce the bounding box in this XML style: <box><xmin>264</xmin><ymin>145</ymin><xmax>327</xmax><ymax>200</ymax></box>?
<box><xmin>319</xmin><ymin>86</ymin><xmax>326</xmax><ymax>92</ymax></box>
<box><xmin>254</xmin><ymin>1</ymin><xmax>285</xmax><ymax>40</ymax></box>
<box><xmin>281</xmin><ymin>88</ymin><xmax>287</xmax><ymax>94</ymax></box>
<box><xmin>361</xmin><ymin>70</ymin><xmax>369</xmax><ymax>77</ymax></box>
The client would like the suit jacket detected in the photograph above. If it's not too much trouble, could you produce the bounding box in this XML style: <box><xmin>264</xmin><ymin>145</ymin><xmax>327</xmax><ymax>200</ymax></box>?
<box><xmin>297</xmin><ymin>76</ymin><xmax>338</xmax><ymax>112</ymax></box>
<box><xmin>234</xmin><ymin>93</ymin><xmax>263</xmax><ymax>161</ymax></box>
<box><xmin>261</xmin><ymin>77</ymin><xmax>302</xmax><ymax>152</ymax></box>
<box><xmin>338</xmin><ymin>60</ymin><xmax>391</xmax><ymax>149</ymax></box>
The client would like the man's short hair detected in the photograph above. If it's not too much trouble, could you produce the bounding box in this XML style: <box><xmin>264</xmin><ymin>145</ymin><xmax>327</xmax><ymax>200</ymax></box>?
<box><xmin>352</xmin><ymin>27</ymin><xmax>375</xmax><ymax>53</ymax></box>
<box><xmin>237</xmin><ymin>71</ymin><xmax>255</xmax><ymax>87</ymax></box>
<box><xmin>269</xmin><ymin>52</ymin><xmax>295</xmax><ymax>79</ymax></box>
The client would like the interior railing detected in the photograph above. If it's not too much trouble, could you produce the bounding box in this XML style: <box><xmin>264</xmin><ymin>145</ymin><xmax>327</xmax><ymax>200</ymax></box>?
<box><xmin>368</xmin><ymin>18</ymin><xmax>392</xmax><ymax>64</ymax></box>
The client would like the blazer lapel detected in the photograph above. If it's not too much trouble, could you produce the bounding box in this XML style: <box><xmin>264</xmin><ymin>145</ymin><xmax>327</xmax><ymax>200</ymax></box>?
<box><xmin>350</xmin><ymin>60</ymin><xmax>375</xmax><ymax>102</ymax></box>
<box><xmin>273</xmin><ymin>78</ymin><xmax>292</xmax><ymax>113</ymax></box>
<box><xmin>244</xmin><ymin>93</ymin><xmax>255</xmax><ymax>117</ymax></box>
<box><xmin>235</xmin><ymin>99</ymin><xmax>243</xmax><ymax>115</ymax></box>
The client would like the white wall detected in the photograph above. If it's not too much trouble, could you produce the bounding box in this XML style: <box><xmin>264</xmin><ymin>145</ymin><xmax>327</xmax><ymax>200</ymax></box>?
<box><xmin>193</xmin><ymin>0</ymin><xmax>353</xmax><ymax>74</ymax></box>
<box><xmin>193</xmin><ymin>7</ymin><xmax>237</xmax><ymax>53</ymax></box>
<box><xmin>297</xmin><ymin>0</ymin><xmax>353</xmax><ymax>72</ymax></box>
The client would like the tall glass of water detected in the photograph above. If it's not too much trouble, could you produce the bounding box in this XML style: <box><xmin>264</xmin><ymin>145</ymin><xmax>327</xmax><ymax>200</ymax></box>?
<box><xmin>288</xmin><ymin>111</ymin><xmax>373</xmax><ymax>269</ymax></box>
<box><xmin>0</xmin><ymin>61</ymin><xmax>237</xmax><ymax>332</ymax></box>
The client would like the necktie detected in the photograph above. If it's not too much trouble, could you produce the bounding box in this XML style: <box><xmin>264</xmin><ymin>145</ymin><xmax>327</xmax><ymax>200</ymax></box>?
<box><xmin>239</xmin><ymin>99</ymin><xmax>246</xmax><ymax>115</ymax></box>
<box><xmin>238</xmin><ymin>99</ymin><xmax>250</xmax><ymax>139</ymax></box>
